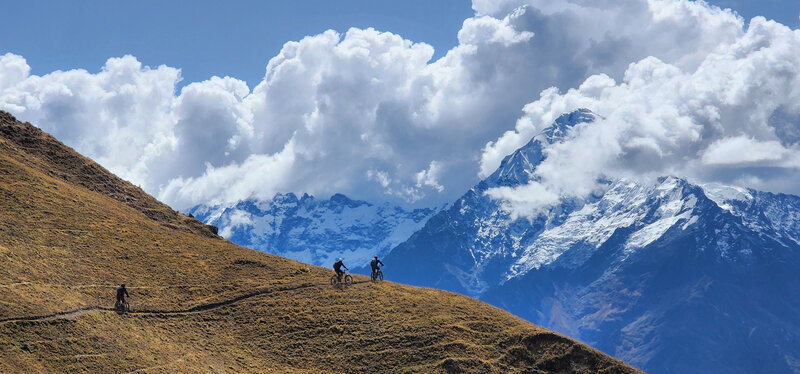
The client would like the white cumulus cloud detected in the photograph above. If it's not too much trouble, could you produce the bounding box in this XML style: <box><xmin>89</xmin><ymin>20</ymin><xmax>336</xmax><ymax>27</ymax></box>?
<box><xmin>415</xmin><ymin>161</ymin><xmax>445</xmax><ymax>193</ymax></box>
<box><xmin>0</xmin><ymin>0</ymin><xmax>794</xmax><ymax>212</ymax></box>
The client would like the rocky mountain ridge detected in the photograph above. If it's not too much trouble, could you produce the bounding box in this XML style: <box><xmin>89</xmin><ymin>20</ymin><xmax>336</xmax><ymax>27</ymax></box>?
<box><xmin>188</xmin><ymin>193</ymin><xmax>439</xmax><ymax>267</ymax></box>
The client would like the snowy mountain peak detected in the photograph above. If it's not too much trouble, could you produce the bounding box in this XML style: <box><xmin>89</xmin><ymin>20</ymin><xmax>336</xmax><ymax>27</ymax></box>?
<box><xmin>488</xmin><ymin>109</ymin><xmax>597</xmax><ymax>187</ymax></box>
<box><xmin>386</xmin><ymin>103</ymin><xmax>791</xmax><ymax>296</ymax></box>
<box><xmin>701</xmin><ymin>183</ymin><xmax>800</xmax><ymax>247</ymax></box>
<box><xmin>328</xmin><ymin>192</ymin><xmax>367</xmax><ymax>208</ymax></box>
<box><xmin>272</xmin><ymin>192</ymin><xmax>300</xmax><ymax>205</ymax></box>
<box><xmin>542</xmin><ymin>108</ymin><xmax>597</xmax><ymax>142</ymax></box>
<box><xmin>700</xmin><ymin>183</ymin><xmax>753</xmax><ymax>211</ymax></box>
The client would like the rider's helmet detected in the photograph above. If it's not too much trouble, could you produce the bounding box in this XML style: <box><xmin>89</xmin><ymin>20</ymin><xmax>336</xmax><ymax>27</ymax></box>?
<box><xmin>338</xmin><ymin>257</ymin><xmax>343</xmax><ymax>262</ymax></box>
<box><xmin>121</xmin><ymin>283</ymin><xmax>126</xmax><ymax>288</ymax></box>
<box><xmin>374</xmin><ymin>255</ymin><xmax>378</xmax><ymax>258</ymax></box>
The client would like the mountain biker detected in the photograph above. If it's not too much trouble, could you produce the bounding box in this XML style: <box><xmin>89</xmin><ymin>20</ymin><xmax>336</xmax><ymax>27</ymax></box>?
<box><xmin>333</xmin><ymin>258</ymin><xmax>348</xmax><ymax>281</ymax></box>
<box><xmin>370</xmin><ymin>255</ymin><xmax>384</xmax><ymax>278</ymax></box>
<box><xmin>116</xmin><ymin>284</ymin><xmax>129</xmax><ymax>306</ymax></box>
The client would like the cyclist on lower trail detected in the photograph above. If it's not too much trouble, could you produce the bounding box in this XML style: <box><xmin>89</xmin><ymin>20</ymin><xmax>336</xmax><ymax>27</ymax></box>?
<box><xmin>370</xmin><ymin>255</ymin><xmax>384</xmax><ymax>278</ymax></box>
<box><xmin>116</xmin><ymin>283</ymin><xmax>129</xmax><ymax>306</ymax></box>
<box><xmin>333</xmin><ymin>258</ymin><xmax>348</xmax><ymax>282</ymax></box>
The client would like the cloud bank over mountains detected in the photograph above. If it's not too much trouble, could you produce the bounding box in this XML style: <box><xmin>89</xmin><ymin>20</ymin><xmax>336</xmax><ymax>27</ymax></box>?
<box><xmin>1</xmin><ymin>0</ymin><xmax>798</xmax><ymax>211</ymax></box>
<box><xmin>483</xmin><ymin>15</ymin><xmax>800</xmax><ymax>217</ymax></box>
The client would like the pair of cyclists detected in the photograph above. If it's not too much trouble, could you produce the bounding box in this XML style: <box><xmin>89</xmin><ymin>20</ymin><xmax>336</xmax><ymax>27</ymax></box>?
<box><xmin>333</xmin><ymin>255</ymin><xmax>384</xmax><ymax>282</ymax></box>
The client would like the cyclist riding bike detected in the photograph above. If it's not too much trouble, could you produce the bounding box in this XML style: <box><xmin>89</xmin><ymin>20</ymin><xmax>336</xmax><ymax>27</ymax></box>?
<box><xmin>116</xmin><ymin>283</ymin><xmax>129</xmax><ymax>310</ymax></box>
<box><xmin>333</xmin><ymin>258</ymin><xmax>348</xmax><ymax>281</ymax></box>
<box><xmin>370</xmin><ymin>255</ymin><xmax>384</xmax><ymax>279</ymax></box>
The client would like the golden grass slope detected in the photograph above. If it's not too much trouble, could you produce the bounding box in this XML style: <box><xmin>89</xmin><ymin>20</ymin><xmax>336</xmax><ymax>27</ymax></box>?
<box><xmin>0</xmin><ymin>111</ymin><xmax>641</xmax><ymax>373</ymax></box>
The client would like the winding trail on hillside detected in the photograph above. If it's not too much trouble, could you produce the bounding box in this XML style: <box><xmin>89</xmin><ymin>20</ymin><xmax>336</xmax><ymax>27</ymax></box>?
<box><xmin>0</xmin><ymin>280</ymin><xmax>369</xmax><ymax>324</ymax></box>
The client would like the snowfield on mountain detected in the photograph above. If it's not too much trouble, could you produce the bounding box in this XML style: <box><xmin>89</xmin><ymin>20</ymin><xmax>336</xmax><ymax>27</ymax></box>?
<box><xmin>383</xmin><ymin>110</ymin><xmax>800</xmax><ymax>374</ymax></box>
<box><xmin>189</xmin><ymin>193</ymin><xmax>439</xmax><ymax>267</ymax></box>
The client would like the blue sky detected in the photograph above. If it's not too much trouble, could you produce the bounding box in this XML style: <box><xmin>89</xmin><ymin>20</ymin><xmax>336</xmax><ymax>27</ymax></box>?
<box><xmin>1</xmin><ymin>1</ymin><xmax>800</xmax><ymax>210</ymax></box>
<box><xmin>1</xmin><ymin>0</ymin><xmax>796</xmax><ymax>89</ymax></box>
<box><xmin>1</xmin><ymin>0</ymin><xmax>473</xmax><ymax>88</ymax></box>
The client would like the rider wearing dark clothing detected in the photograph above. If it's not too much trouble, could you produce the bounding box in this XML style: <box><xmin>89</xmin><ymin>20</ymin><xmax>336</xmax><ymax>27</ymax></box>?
<box><xmin>333</xmin><ymin>258</ymin><xmax>348</xmax><ymax>280</ymax></box>
<box><xmin>370</xmin><ymin>256</ymin><xmax>384</xmax><ymax>277</ymax></box>
<box><xmin>116</xmin><ymin>284</ymin><xmax>129</xmax><ymax>303</ymax></box>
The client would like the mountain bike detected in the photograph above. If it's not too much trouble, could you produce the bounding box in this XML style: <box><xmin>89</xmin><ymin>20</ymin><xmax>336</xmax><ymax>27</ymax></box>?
<box><xmin>115</xmin><ymin>299</ymin><xmax>130</xmax><ymax>313</ymax></box>
<box><xmin>331</xmin><ymin>272</ymin><xmax>353</xmax><ymax>287</ymax></box>
<box><xmin>371</xmin><ymin>268</ymin><xmax>384</xmax><ymax>282</ymax></box>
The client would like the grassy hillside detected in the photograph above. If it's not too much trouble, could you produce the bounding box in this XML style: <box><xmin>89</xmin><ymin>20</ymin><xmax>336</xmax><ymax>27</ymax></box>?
<box><xmin>0</xmin><ymin>111</ymin><xmax>640</xmax><ymax>373</ymax></box>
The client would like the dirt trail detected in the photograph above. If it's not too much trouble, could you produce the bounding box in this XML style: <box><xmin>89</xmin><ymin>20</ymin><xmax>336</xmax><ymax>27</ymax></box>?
<box><xmin>0</xmin><ymin>306</ymin><xmax>112</xmax><ymax>324</ymax></box>
<box><xmin>0</xmin><ymin>282</ymin><xmax>247</xmax><ymax>289</ymax></box>
<box><xmin>0</xmin><ymin>281</ymin><xmax>369</xmax><ymax>324</ymax></box>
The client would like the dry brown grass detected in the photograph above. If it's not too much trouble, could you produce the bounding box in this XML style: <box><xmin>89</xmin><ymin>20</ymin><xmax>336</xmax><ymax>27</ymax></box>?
<box><xmin>0</xmin><ymin>112</ymin><xmax>641</xmax><ymax>373</ymax></box>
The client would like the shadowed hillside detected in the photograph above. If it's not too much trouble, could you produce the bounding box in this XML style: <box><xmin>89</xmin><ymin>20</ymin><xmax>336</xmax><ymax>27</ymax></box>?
<box><xmin>0</xmin><ymin>111</ymin><xmax>640</xmax><ymax>373</ymax></box>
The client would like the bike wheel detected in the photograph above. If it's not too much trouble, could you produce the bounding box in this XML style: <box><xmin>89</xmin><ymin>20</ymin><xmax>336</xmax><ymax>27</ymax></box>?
<box><xmin>377</xmin><ymin>270</ymin><xmax>383</xmax><ymax>281</ymax></box>
<box><xmin>124</xmin><ymin>302</ymin><xmax>130</xmax><ymax>312</ymax></box>
<box><xmin>344</xmin><ymin>274</ymin><xmax>353</xmax><ymax>286</ymax></box>
<box><xmin>330</xmin><ymin>275</ymin><xmax>339</xmax><ymax>286</ymax></box>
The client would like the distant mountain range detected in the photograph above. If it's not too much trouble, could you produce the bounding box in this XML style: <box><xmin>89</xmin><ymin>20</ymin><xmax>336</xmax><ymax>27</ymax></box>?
<box><xmin>188</xmin><ymin>193</ymin><xmax>439</xmax><ymax>268</ymax></box>
<box><xmin>191</xmin><ymin>109</ymin><xmax>800</xmax><ymax>373</ymax></box>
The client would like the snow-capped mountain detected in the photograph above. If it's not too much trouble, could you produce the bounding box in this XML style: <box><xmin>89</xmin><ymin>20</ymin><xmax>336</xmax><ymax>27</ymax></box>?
<box><xmin>384</xmin><ymin>109</ymin><xmax>599</xmax><ymax>296</ymax></box>
<box><xmin>383</xmin><ymin>109</ymin><xmax>800</xmax><ymax>374</ymax></box>
<box><xmin>188</xmin><ymin>193</ymin><xmax>439</xmax><ymax>267</ymax></box>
